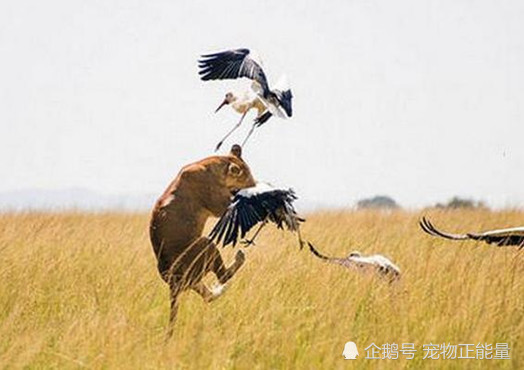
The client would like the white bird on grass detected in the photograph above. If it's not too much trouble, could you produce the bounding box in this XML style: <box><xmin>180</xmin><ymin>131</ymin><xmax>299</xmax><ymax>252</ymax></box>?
<box><xmin>307</xmin><ymin>242</ymin><xmax>401</xmax><ymax>282</ymax></box>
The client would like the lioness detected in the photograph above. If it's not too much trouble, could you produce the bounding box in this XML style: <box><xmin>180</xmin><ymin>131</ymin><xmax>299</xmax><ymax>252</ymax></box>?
<box><xmin>149</xmin><ymin>145</ymin><xmax>256</xmax><ymax>332</ymax></box>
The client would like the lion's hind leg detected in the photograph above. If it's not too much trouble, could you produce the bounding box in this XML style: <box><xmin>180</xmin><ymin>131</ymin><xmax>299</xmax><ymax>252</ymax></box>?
<box><xmin>189</xmin><ymin>240</ymin><xmax>244</xmax><ymax>302</ymax></box>
<box><xmin>212</xmin><ymin>248</ymin><xmax>246</xmax><ymax>284</ymax></box>
<box><xmin>167</xmin><ymin>276</ymin><xmax>183</xmax><ymax>338</ymax></box>
<box><xmin>188</xmin><ymin>237</ymin><xmax>246</xmax><ymax>285</ymax></box>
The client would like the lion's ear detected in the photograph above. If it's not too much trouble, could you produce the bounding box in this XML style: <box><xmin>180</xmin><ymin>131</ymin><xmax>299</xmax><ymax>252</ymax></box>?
<box><xmin>230</xmin><ymin>144</ymin><xmax>242</xmax><ymax>158</ymax></box>
<box><xmin>227</xmin><ymin>163</ymin><xmax>243</xmax><ymax>177</ymax></box>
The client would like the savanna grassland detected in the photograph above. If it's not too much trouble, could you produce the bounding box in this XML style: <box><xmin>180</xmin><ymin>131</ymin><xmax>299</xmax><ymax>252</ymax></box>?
<box><xmin>0</xmin><ymin>210</ymin><xmax>522</xmax><ymax>369</ymax></box>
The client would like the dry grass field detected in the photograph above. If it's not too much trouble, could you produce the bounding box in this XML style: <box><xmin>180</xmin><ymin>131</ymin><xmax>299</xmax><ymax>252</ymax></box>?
<box><xmin>0</xmin><ymin>210</ymin><xmax>522</xmax><ymax>369</ymax></box>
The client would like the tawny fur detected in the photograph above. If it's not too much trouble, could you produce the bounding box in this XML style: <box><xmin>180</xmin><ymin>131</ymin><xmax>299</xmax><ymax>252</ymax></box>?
<box><xmin>149</xmin><ymin>146</ymin><xmax>256</xmax><ymax>334</ymax></box>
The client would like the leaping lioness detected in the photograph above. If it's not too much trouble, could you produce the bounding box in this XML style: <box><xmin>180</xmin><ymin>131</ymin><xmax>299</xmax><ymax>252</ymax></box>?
<box><xmin>149</xmin><ymin>145</ymin><xmax>256</xmax><ymax>334</ymax></box>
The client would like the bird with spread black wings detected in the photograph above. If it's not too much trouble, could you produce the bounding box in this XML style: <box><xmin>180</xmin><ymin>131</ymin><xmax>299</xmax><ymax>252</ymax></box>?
<box><xmin>209</xmin><ymin>182</ymin><xmax>304</xmax><ymax>248</ymax></box>
<box><xmin>420</xmin><ymin>216</ymin><xmax>524</xmax><ymax>248</ymax></box>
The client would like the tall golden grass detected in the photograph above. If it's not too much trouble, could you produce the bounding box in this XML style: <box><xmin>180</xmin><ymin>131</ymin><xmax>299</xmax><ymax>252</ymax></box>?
<box><xmin>0</xmin><ymin>210</ymin><xmax>522</xmax><ymax>369</ymax></box>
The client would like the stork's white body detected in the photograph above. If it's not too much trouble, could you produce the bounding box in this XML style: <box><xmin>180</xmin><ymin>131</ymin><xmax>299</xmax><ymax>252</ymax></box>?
<box><xmin>229</xmin><ymin>90</ymin><xmax>267</xmax><ymax>117</ymax></box>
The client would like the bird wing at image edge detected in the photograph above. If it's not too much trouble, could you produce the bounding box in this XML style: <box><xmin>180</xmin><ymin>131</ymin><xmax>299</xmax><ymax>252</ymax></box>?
<box><xmin>419</xmin><ymin>216</ymin><xmax>469</xmax><ymax>240</ymax></box>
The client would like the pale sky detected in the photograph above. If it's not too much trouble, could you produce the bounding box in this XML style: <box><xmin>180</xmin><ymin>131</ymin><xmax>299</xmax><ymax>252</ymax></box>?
<box><xmin>1</xmin><ymin>0</ymin><xmax>523</xmax><ymax>209</ymax></box>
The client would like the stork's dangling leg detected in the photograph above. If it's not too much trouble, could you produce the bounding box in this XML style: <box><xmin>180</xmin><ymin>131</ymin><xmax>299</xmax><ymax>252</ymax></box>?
<box><xmin>215</xmin><ymin>112</ymin><xmax>247</xmax><ymax>151</ymax></box>
<box><xmin>254</xmin><ymin>111</ymin><xmax>273</xmax><ymax>127</ymax></box>
<box><xmin>296</xmin><ymin>227</ymin><xmax>305</xmax><ymax>250</ymax></box>
<box><xmin>242</xmin><ymin>111</ymin><xmax>273</xmax><ymax>148</ymax></box>
<box><xmin>241</xmin><ymin>123</ymin><xmax>256</xmax><ymax>148</ymax></box>
<box><xmin>241</xmin><ymin>219</ymin><xmax>268</xmax><ymax>246</ymax></box>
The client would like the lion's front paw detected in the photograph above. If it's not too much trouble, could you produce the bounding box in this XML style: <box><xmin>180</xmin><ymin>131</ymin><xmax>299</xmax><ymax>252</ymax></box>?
<box><xmin>212</xmin><ymin>283</ymin><xmax>227</xmax><ymax>297</ymax></box>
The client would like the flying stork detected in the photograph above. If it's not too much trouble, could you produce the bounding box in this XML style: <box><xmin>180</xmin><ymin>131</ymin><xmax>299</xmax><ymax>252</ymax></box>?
<box><xmin>307</xmin><ymin>242</ymin><xmax>401</xmax><ymax>282</ymax></box>
<box><xmin>209</xmin><ymin>182</ymin><xmax>304</xmax><ymax>248</ymax></box>
<box><xmin>198</xmin><ymin>48</ymin><xmax>293</xmax><ymax>151</ymax></box>
<box><xmin>420</xmin><ymin>216</ymin><xmax>524</xmax><ymax>248</ymax></box>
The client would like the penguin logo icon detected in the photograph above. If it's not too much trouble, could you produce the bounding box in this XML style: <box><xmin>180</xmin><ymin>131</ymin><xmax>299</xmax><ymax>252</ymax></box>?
<box><xmin>342</xmin><ymin>341</ymin><xmax>359</xmax><ymax>360</ymax></box>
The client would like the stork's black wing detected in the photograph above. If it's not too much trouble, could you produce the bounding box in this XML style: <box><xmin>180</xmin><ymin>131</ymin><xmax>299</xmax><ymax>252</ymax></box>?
<box><xmin>264</xmin><ymin>190</ymin><xmax>301</xmax><ymax>231</ymax></box>
<box><xmin>468</xmin><ymin>229</ymin><xmax>524</xmax><ymax>247</ymax></box>
<box><xmin>209</xmin><ymin>192</ymin><xmax>270</xmax><ymax>247</ymax></box>
<box><xmin>209</xmin><ymin>188</ymin><xmax>301</xmax><ymax>247</ymax></box>
<box><xmin>419</xmin><ymin>217</ymin><xmax>469</xmax><ymax>240</ymax></box>
<box><xmin>198</xmin><ymin>48</ymin><xmax>270</xmax><ymax>95</ymax></box>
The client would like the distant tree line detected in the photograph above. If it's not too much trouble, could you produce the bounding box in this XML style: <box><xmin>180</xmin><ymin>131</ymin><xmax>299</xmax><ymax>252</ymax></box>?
<box><xmin>355</xmin><ymin>195</ymin><xmax>487</xmax><ymax>210</ymax></box>
<box><xmin>356</xmin><ymin>195</ymin><xmax>399</xmax><ymax>210</ymax></box>
<box><xmin>434</xmin><ymin>196</ymin><xmax>487</xmax><ymax>210</ymax></box>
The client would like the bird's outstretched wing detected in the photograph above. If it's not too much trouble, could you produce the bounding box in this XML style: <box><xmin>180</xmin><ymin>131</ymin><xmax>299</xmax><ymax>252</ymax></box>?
<box><xmin>198</xmin><ymin>48</ymin><xmax>270</xmax><ymax>95</ymax></box>
<box><xmin>466</xmin><ymin>227</ymin><xmax>524</xmax><ymax>247</ymax></box>
<box><xmin>209</xmin><ymin>184</ymin><xmax>301</xmax><ymax>247</ymax></box>
<box><xmin>419</xmin><ymin>217</ymin><xmax>469</xmax><ymax>240</ymax></box>
<box><xmin>420</xmin><ymin>216</ymin><xmax>524</xmax><ymax>247</ymax></box>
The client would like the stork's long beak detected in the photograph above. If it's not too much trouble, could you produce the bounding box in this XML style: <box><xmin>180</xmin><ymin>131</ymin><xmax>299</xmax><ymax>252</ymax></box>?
<box><xmin>215</xmin><ymin>99</ymin><xmax>228</xmax><ymax>113</ymax></box>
